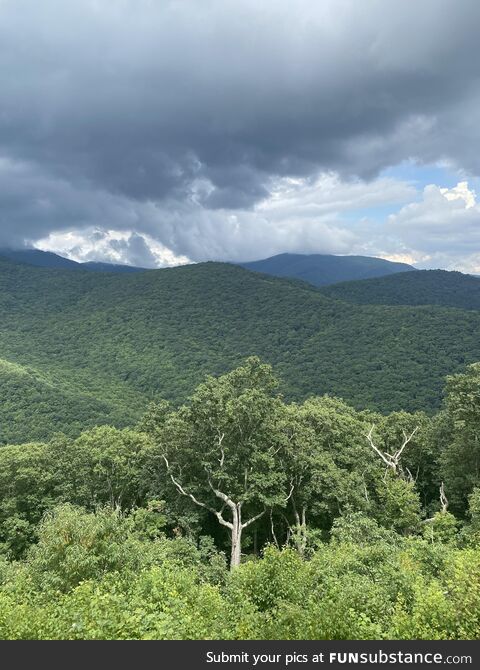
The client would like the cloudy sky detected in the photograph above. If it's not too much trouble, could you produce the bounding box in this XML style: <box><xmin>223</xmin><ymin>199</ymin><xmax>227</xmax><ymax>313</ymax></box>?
<box><xmin>1</xmin><ymin>0</ymin><xmax>480</xmax><ymax>271</ymax></box>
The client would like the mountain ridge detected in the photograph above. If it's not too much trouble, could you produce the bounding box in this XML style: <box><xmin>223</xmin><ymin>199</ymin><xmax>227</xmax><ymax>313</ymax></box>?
<box><xmin>321</xmin><ymin>269</ymin><xmax>480</xmax><ymax>311</ymax></box>
<box><xmin>0</xmin><ymin>248</ymin><xmax>146</xmax><ymax>273</ymax></box>
<box><xmin>237</xmin><ymin>252</ymin><xmax>416</xmax><ymax>287</ymax></box>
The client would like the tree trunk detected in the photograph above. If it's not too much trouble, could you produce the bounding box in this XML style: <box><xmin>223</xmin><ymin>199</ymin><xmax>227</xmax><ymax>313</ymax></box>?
<box><xmin>164</xmin><ymin>462</ymin><xmax>265</xmax><ymax>570</ymax></box>
<box><xmin>230</xmin><ymin>503</ymin><xmax>243</xmax><ymax>569</ymax></box>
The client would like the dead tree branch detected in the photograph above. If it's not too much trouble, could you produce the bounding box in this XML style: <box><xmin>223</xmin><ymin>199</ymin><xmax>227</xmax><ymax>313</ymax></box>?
<box><xmin>440</xmin><ymin>482</ymin><xmax>449</xmax><ymax>514</ymax></box>
<box><xmin>366</xmin><ymin>425</ymin><xmax>418</xmax><ymax>479</ymax></box>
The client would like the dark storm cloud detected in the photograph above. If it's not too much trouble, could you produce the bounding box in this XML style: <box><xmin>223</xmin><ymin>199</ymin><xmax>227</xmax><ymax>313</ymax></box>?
<box><xmin>1</xmin><ymin>0</ymin><xmax>480</xmax><ymax>257</ymax></box>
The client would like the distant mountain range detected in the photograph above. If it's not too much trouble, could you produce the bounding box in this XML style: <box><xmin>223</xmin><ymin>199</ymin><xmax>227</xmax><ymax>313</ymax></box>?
<box><xmin>238</xmin><ymin>252</ymin><xmax>415</xmax><ymax>287</ymax></box>
<box><xmin>0</xmin><ymin>248</ymin><xmax>145</xmax><ymax>273</ymax></box>
<box><xmin>1</xmin><ymin>249</ymin><xmax>417</xmax><ymax>286</ymax></box>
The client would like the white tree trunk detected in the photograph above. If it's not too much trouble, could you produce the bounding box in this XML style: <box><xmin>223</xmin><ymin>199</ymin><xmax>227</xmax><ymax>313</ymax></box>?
<box><xmin>230</xmin><ymin>504</ymin><xmax>243</xmax><ymax>568</ymax></box>
<box><xmin>163</xmin><ymin>457</ymin><xmax>265</xmax><ymax>570</ymax></box>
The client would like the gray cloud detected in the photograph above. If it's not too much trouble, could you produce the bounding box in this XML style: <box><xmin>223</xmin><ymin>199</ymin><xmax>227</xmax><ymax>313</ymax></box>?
<box><xmin>1</xmin><ymin>0</ymin><xmax>480</xmax><ymax>263</ymax></box>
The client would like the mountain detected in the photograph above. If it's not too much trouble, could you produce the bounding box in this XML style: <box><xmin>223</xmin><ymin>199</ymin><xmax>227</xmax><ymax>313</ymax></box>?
<box><xmin>0</xmin><ymin>248</ymin><xmax>81</xmax><ymax>269</ymax></box>
<box><xmin>0</xmin><ymin>248</ymin><xmax>146</xmax><ymax>273</ymax></box>
<box><xmin>321</xmin><ymin>270</ymin><xmax>480</xmax><ymax>311</ymax></box>
<box><xmin>1</xmin><ymin>255</ymin><xmax>480</xmax><ymax>443</ymax></box>
<box><xmin>237</xmin><ymin>253</ymin><xmax>415</xmax><ymax>287</ymax></box>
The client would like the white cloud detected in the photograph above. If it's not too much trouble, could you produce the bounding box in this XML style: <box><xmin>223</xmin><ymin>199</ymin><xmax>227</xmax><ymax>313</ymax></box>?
<box><xmin>440</xmin><ymin>181</ymin><xmax>476</xmax><ymax>208</ymax></box>
<box><xmin>379</xmin><ymin>252</ymin><xmax>425</xmax><ymax>266</ymax></box>
<box><xmin>260</xmin><ymin>172</ymin><xmax>415</xmax><ymax>218</ymax></box>
<box><xmin>385</xmin><ymin>181</ymin><xmax>480</xmax><ymax>270</ymax></box>
<box><xmin>36</xmin><ymin>230</ymin><xmax>191</xmax><ymax>268</ymax></box>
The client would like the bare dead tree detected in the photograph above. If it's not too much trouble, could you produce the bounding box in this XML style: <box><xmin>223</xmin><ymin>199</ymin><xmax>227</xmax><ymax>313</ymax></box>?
<box><xmin>440</xmin><ymin>481</ymin><xmax>449</xmax><ymax>514</ymax></box>
<box><xmin>366</xmin><ymin>425</ymin><xmax>418</xmax><ymax>479</ymax></box>
<box><xmin>270</xmin><ymin>509</ymin><xmax>280</xmax><ymax>549</ymax></box>
<box><xmin>423</xmin><ymin>482</ymin><xmax>451</xmax><ymax>541</ymax></box>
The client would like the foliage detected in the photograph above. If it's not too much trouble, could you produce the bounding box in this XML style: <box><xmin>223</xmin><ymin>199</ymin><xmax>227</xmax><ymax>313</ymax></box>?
<box><xmin>373</xmin><ymin>476</ymin><xmax>422</xmax><ymax>535</ymax></box>
<box><xmin>422</xmin><ymin>512</ymin><xmax>459</xmax><ymax>545</ymax></box>
<box><xmin>153</xmin><ymin>358</ymin><xmax>289</xmax><ymax>567</ymax></box>
<box><xmin>47</xmin><ymin>426</ymin><xmax>154</xmax><ymax>510</ymax></box>
<box><xmin>330</xmin><ymin>512</ymin><xmax>401</xmax><ymax>547</ymax></box>
<box><xmin>0</xmin><ymin>441</ymin><xmax>55</xmax><ymax>558</ymax></box>
<box><xmin>24</xmin><ymin>504</ymin><xmax>144</xmax><ymax>593</ymax></box>
<box><xmin>0</xmin><ymin>348</ymin><xmax>480</xmax><ymax>639</ymax></box>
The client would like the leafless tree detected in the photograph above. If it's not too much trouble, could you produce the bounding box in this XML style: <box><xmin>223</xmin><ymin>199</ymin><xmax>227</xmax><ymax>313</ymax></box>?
<box><xmin>366</xmin><ymin>425</ymin><xmax>418</xmax><ymax>480</ymax></box>
<box><xmin>439</xmin><ymin>481</ymin><xmax>449</xmax><ymax>514</ymax></box>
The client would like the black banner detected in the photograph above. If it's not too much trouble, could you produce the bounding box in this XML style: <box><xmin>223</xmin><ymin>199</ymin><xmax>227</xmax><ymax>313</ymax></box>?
<box><xmin>0</xmin><ymin>640</ymin><xmax>478</xmax><ymax>669</ymax></box>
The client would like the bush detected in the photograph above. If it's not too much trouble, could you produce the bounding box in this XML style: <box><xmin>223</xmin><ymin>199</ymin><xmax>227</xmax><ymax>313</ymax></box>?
<box><xmin>24</xmin><ymin>504</ymin><xmax>144</xmax><ymax>593</ymax></box>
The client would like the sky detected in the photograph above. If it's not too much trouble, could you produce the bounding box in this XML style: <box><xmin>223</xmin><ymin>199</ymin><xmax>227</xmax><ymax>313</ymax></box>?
<box><xmin>1</xmin><ymin>0</ymin><xmax>480</xmax><ymax>271</ymax></box>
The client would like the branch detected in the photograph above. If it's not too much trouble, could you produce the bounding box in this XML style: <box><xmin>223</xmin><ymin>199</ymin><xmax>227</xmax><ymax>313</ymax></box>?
<box><xmin>163</xmin><ymin>455</ymin><xmax>233</xmax><ymax>529</ymax></box>
<box><xmin>242</xmin><ymin>507</ymin><xmax>266</xmax><ymax>529</ymax></box>
<box><xmin>362</xmin><ymin>474</ymin><xmax>369</xmax><ymax>503</ymax></box>
<box><xmin>284</xmin><ymin>481</ymin><xmax>295</xmax><ymax>503</ymax></box>
<box><xmin>366</xmin><ymin>425</ymin><xmax>394</xmax><ymax>468</ymax></box>
<box><xmin>405</xmin><ymin>467</ymin><xmax>415</xmax><ymax>484</ymax></box>
<box><xmin>270</xmin><ymin>509</ymin><xmax>280</xmax><ymax>549</ymax></box>
<box><xmin>217</xmin><ymin>432</ymin><xmax>225</xmax><ymax>467</ymax></box>
<box><xmin>206</xmin><ymin>473</ymin><xmax>237</xmax><ymax>513</ymax></box>
<box><xmin>366</xmin><ymin>424</ymin><xmax>418</xmax><ymax>478</ymax></box>
<box><xmin>218</xmin><ymin>448</ymin><xmax>225</xmax><ymax>468</ymax></box>
<box><xmin>394</xmin><ymin>427</ymin><xmax>418</xmax><ymax>461</ymax></box>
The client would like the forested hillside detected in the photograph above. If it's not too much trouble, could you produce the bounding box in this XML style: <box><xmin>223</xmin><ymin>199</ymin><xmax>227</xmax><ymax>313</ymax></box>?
<box><xmin>1</xmin><ymin>257</ymin><xmax>480</xmax><ymax>442</ymax></box>
<box><xmin>322</xmin><ymin>269</ymin><xmax>480</xmax><ymax>310</ymax></box>
<box><xmin>238</xmin><ymin>252</ymin><xmax>415</xmax><ymax>287</ymax></box>
<box><xmin>0</xmin><ymin>358</ymin><xmax>119</xmax><ymax>444</ymax></box>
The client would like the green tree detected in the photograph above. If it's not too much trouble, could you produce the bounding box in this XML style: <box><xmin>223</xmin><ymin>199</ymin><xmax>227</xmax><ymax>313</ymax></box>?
<box><xmin>422</xmin><ymin>511</ymin><xmax>459</xmax><ymax>545</ymax></box>
<box><xmin>375</xmin><ymin>475</ymin><xmax>422</xmax><ymax>535</ymax></box>
<box><xmin>48</xmin><ymin>426</ymin><xmax>153</xmax><ymax>510</ymax></box>
<box><xmin>370</xmin><ymin>411</ymin><xmax>436</xmax><ymax>511</ymax></box>
<box><xmin>0</xmin><ymin>442</ymin><xmax>55</xmax><ymax>558</ymax></box>
<box><xmin>158</xmin><ymin>358</ymin><xmax>289</xmax><ymax>568</ymax></box>
<box><xmin>279</xmin><ymin>397</ymin><xmax>375</xmax><ymax>555</ymax></box>
<box><xmin>439</xmin><ymin>364</ymin><xmax>480</xmax><ymax>515</ymax></box>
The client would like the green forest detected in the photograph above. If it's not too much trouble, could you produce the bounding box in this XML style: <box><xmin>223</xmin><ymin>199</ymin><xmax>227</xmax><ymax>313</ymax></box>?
<box><xmin>1</xmin><ymin>259</ymin><xmax>480</xmax><ymax>639</ymax></box>
<box><xmin>1</xmin><ymin>355</ymin><xmax>480</xmax><ymax>639</ymax></box>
